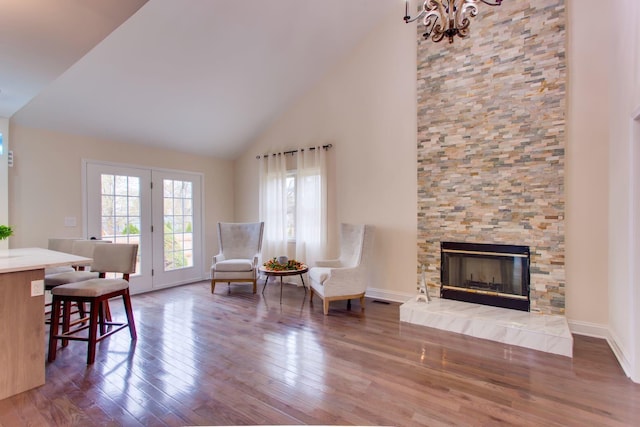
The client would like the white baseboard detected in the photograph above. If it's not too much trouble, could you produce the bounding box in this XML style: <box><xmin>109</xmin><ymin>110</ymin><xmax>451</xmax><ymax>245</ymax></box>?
<box><xmin>607</xmin><ymin>328</ymin><xmax>633</xmax><ymax>381</ymax></box>
<box><xmin>567</xmin><ymin>319</ymin><xmax>609</xmax><ymax>339</ymax></box>
<box><xmin>564</xmin><ymin>319</ymin><xmax>634</xmax><ymax>382</ymax></box>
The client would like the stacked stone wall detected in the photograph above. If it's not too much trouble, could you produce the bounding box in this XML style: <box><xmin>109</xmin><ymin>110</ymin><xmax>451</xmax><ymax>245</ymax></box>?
<box><xmin>416</xmin><ymin>0</ymin><xmax>566</xmax><ymax>314</ymax></box>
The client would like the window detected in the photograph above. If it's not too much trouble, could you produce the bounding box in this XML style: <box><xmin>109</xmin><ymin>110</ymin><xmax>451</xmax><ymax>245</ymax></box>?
<box><xmin>163</xmin><ymin>179</ymin><xmax>194</xmax><ymax>270</ymax></box>
<box><xmin>100</xmin><ymin>174</ymin><xmax>141</xmax><ymax>244</ymax></box>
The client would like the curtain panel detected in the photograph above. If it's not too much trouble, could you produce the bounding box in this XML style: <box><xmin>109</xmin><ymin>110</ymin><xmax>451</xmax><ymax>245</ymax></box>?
<box><xmin>295</xmin><ymin>148</ymin><xmax>327</xmax><ymax>266</ymax></box>
<box><xmin>259</xmin><ymin>147</ymin><xmax>328</xmax><ymax>267</ymax></box>
<box><xmin>259</xmin><ymin>153</ymin><xmax>288</xmax><ymax>260</ymax></box>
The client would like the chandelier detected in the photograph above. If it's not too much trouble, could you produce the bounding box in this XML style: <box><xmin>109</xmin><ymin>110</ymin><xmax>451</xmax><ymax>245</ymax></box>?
<box><xmin>404</xmin><ymin>0</ymin><xmax>503</xmax><ymax>44</ymax></box>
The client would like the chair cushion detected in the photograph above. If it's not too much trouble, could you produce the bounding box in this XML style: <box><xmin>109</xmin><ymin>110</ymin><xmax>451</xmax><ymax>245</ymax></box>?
<box><xmin>52</xmin><ymin>278</ymin><xmax>129</xmax><ymax>297</ymax></box>
<box><xmin>44</xmin><ymin>271</ymin><xmax>100</xmax><ymax>288</ymax></box>
<box><xmin>309</xmin><ymin>267</ymin><xmax>331</xmax><ymax>285</ymax></box>
<box><xmin>214</xmin><ymin>259</ymin><xmax>253</xmax><ymax>272</ymax></box>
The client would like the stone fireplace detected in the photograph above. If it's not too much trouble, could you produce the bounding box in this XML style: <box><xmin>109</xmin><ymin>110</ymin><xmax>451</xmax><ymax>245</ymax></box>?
<box><xmin>416</xmin><ymin>0</ymin><xmax>566</xmax><ymax>315</ymax></box>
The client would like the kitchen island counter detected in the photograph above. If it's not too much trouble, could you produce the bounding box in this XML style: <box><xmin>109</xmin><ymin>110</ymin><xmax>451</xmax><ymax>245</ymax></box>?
<box><xmin>0</xmin><ymin>248</ymin><xmax>91</xmax><ymax>400</ymax></box>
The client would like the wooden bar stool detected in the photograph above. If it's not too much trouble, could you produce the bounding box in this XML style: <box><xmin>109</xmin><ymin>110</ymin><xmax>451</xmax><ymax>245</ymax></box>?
<box><xmin>48</xmin><ymin>243</ymin><xmax>138</xmax><ymax>365</ymax></box>
<box><xmin>44</xmin><ymin>240</ymin><xmax>111</xmax><ymax>325</ymax></box>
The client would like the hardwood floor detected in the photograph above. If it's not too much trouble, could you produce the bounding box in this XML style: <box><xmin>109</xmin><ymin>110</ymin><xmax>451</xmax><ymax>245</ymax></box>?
<box><xmin>0</xmin><ymin>280</ymin><xmax>639</xmax><ymax>426</ymax></box>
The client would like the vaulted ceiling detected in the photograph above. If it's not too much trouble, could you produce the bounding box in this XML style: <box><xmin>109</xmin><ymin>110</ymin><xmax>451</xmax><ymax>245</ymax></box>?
<box><xmin>2</xmin><ymin>0</ymin><xmax>399</xmax><ymax>159</ymax></box>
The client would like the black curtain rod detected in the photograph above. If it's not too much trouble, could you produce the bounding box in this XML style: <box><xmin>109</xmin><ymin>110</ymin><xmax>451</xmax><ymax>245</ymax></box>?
<box><xmin>256</xmin><ymin>144</ymin><xmax>332</xmax><ymax>159</ymax></box>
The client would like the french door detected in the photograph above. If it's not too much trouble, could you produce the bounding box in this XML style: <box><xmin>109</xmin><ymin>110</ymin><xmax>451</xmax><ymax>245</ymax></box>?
<box><xmin>84</xmin><ymin>162</ymin><xmax>203</xmax><ymax>294</ymax></box>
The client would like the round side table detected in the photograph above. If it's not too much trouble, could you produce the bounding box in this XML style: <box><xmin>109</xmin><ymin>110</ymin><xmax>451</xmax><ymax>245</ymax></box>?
<box><xmin>259</xmin><ymin>266</ymin><xmax>309</xmax><ymax>304</ymax></box>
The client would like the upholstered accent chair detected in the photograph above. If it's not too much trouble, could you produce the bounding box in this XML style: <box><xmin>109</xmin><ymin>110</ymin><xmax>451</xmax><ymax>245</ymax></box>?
<box><xmin>48</xmin><ymin>243</ymin><xmax>138</xmax><ymax>365</ymax></box>
<box><xmin>308</xmin><ymin>223</ymin><xmax>375</xmax><ymax>315</ymax></box>
<box><xmin>210</xmin><ymin>222</ymin><xmax>264</xmax><ymax>294</ymax></box>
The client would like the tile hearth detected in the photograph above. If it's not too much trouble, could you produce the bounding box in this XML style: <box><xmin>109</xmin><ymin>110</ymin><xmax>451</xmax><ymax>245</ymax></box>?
<box><xmin>400</xmin><ymin>298</ymin><xmax>573</xmax><ymax>357</ymax></box>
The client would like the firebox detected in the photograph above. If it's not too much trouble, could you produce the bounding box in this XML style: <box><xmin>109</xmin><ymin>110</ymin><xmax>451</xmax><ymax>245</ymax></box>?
<box><xmin>440</xmin><ymin>241</ymin><xmax>530</xmax><ymax>312</ymax></box>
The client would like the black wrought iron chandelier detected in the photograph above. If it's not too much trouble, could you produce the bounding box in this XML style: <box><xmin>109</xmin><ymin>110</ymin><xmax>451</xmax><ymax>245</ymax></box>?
<box><xmin>404</xmin><ymin>0</ymin><xmax>503</xmax><ymax>44</ymax></box>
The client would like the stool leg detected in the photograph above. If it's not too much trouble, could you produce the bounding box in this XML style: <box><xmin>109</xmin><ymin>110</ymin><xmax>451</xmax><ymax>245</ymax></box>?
<box><xmin>77</xmin><ymin>301</ymin><xmax>86</xmax><ymax>322</ymax></box>
<box><xmin>87</xmin><ymin>300</ymin><xmax>100</xmax><ymax>365</ymax></box>
<box><xmin>98</xmin><ymin>299</ymin><xmax>106</xmax><ymax>336</ymax></box>
<box><xmin>123</xmin><ymin>289</ymin><xmax>137</xmax><ymax>340</ymax></box>
<box><xmin>44</xmin><ymin>291</ymin><xmax>53</xmax><ymax>325</ymax></box>
<box><xmin>62</xmin><ymin>300</ymin><xmax>71</xmax><ymax>347</ymax></box>
<box><xmin>103</xmin><ymin>300</ymin><xmax>112</xmax><ymax>322</ymax></box>
<box><xmin>48</xmin><ymin>298</ymin><xmax>62</xmax><ymax>362</ymax></box>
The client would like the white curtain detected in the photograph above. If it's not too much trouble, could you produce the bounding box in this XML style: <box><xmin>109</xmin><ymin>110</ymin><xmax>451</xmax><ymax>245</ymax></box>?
<box><xmin>259</xmin><ymin>153</ymin><xmax>288</xmax><ymax>261</ymax></box>
<box><xmin>295</xmin><ymin>147</ymin><xmax>327</xmax><ymax>266</ymax></box>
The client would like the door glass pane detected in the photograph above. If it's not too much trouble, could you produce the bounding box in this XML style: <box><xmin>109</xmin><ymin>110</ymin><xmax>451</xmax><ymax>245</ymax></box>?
<box><xmin>100</xmin><ymin>174</ymin><xmax>141</xmax><ymax>274</ymax></box>
<box><xmin>163</xmin><ymin>179</ymin><xmax>194</xmax><ymax>271</ymax></box>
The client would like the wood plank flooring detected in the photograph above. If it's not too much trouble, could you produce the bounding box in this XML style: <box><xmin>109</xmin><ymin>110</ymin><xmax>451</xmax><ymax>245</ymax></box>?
<box><xmin>0</xmin><ymin>280</ymin><xmax>639</xmax><ymax>426</ymax></box>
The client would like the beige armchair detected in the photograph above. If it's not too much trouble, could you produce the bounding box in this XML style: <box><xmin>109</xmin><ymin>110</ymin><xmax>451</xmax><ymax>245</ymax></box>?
<box><xmin>308</xmin><ymin>223</ymin><xmax>375</xmax><ymax>315</ymax></box>
<box><xmin>210</xmin><ymin>222</ymin><xmax>264</xmax><ymax>294</ymax></box>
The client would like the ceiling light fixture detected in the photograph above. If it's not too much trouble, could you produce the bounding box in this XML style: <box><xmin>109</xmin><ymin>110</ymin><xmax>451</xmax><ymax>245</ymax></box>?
<box><xmin>404</xmin><ymin>0</ymin><xmax>503</xmax><ymax>44</ymax></box>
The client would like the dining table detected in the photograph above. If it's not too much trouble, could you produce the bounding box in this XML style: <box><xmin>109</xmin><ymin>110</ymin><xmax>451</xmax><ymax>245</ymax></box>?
<box><xmin>0</xmin><ymin>247</ymin><xmax>92</xmax><ymax>401</ymax></box>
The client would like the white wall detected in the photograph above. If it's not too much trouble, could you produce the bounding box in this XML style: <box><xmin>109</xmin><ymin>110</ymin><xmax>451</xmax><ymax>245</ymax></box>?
<box><xmin>0</xmin><ymin>118</ymin><xmax>8</xmax><ymax>250</ymax></box>
<box><xmin>8</xmin><ymin>125</ymin><xmax>235</xmax><ymax>276</ymax></box>
<box><xmin>565</xmin><ymin>0</ymin><xmax>611</xmax><ymax>329</ymax></box>
<box><xmin>235</xmin><ymin>11</ymin><xmax>418</xmax><ymax>299</ymax></box>
<box><xmin>608</xmin><ymin>0</ymin><xmax>640</xmax><ymax>382</ymax></box>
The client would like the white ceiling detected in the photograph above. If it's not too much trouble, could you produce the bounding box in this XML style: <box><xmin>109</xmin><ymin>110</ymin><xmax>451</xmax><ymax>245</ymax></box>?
<box><xmin>0</xmin><ymin>0</ymin><xmax>148</xmax><ymax>117</ymax></box>
<box><xmin>3</xmin><ymin>0</ymin><xmax>399</xmax><ymax>159</ymax></box>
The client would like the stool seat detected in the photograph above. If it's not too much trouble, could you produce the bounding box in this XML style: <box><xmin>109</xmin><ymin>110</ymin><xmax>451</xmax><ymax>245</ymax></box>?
<box><xmin>52</xmin><ymin>278</ymin><xmax>129</xmax><ymax>297</ymax></box>
<box><xmin>45</xmin><ymin>271</ymin><xmax>99</xmax><ymax>289</ymax></box>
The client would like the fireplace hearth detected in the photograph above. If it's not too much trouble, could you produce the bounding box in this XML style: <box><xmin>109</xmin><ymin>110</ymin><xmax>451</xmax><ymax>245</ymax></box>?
<box><xmin>440</xmin><ymin>241</ymin><xmax>530</xmax><ymax>311</ymax></box>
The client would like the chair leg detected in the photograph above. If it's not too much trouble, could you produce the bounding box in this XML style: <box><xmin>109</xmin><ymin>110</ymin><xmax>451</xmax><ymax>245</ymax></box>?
<box><xmin>252</xmin><ymin>279</ymin><xmax>257</xmax><ymax>294</ymax></box>
<box><xmin>122</xmin><ymin>289</ymin><xmax>137</xmax><ymax>340</ymax></box>
<box><xmin>211</xmin><ymin>279</ymin><xmax>216</xmax><ymax>293</ymax></box>
<box><xmin>323</xmin><ymin>299</ymin><xmax>330</xmax><ymax>315</ymax></box>
<box><xmin>87</xmin><ymin>300</ymin><xmax>100</xmax><ymax>365</ymax></box>
<box><xmin>360</xmin><ymin>295</ymin><xmax>366</xmax><ymax>311</ymax></box>
<box><xmin>48</xmin><ymin>298</ymin><xmax>62</xmax><ymax>362</ymax></box>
